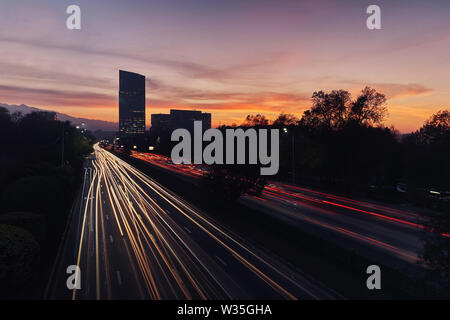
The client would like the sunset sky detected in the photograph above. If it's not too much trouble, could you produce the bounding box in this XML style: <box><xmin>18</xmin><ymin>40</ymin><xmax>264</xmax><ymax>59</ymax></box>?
<box><xmin>1</xmin><ymin>0</ymin><xmax>450</xmax><ymax>132</ymax></box>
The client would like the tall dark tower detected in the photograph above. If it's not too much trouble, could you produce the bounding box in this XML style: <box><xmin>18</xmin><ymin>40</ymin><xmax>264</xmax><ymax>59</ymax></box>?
<box><xmin>119</xmin><ymin>70</ymin><xmax>146</xmax><ymax>136</ymax></box>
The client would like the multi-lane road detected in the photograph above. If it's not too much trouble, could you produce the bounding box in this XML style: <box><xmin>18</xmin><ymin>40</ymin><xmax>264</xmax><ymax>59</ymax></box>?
<box><xmin>130</xmin><ymin>151</ymin><xmax>448</xmax><ymax>275</ymax></box>
<box><xmin>47</xmin><ymin>145</ymin><xmax>339</xmax><ymax>300</ymax></box>
<box><xmin>244</xmin><ymin>183</ymin><xmax>425</xmax><ymax>271</ymax></box>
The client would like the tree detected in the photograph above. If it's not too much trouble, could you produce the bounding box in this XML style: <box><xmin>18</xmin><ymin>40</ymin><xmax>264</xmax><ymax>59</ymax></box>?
<box><xmin>421</xmin><ymin>211</ymin><xmax>450</xmax><ymax>280</ymax></box>
<box><xmin>299</xmin><ymin>89</ymin><xmax>351</xmax><ymax>130</ymax></box>
<box><xmin>0</xmin><ymin>107</ymin><xmax>13</xmax><ymax>149</ymax></box>
<box><xmin>0</xmin><ymin>224</ymin><xmax>40</xmax><ymax>297</ymax></box>
<box><xmin>404</xmin><ymin>110</ymin><xmax>450</xmax><ymax>189</ymax></box>
<box><xmin>0</xmin><ymin>212</ymin><xmax>45</xmax><ymax>245</ymax></box>
<box><xmin>411</xmin><ymin>110</ymin><xmax>450</xmax><ymax>278</ymax></box>
<box><xmin>415</xmin><ymin>110</ymin><xmax>449</xmax><ymax>144</ymax></box>
<box><xmin>294</xmin><ymin>88</ymin><xmax>398</xmax><ymax>190</ymax></box>
<box><xmin>0</xmin><ymin>175</ymin><xmax>71</xmax><ymax>254</ymax></box>
<box><xmin>0</xmin><ymin>110</ymin><xmax>94</xmax><ymax>297</ymax></box>
<box><xmin>273</xmin><ymin>113</ymin><xmax>299</xmax><ymax>126</ymax></box>
<box><xmin>349</xmin><ymin>86</ymin><xmax>387</xmax><ymax>126</ymax></box>
<box><xmin>0</xmin><ymin>106</ymin><xmax>10</xmax><ymax>122</ymax></box>
<box><xmin>299</xmin><ymin>87</ymin><xmax>387</xmax><ymax>130</ymax></box>
<box><xmin>242</xmin><ymin>114</ymin><xmax>270</xmax><ymax>127</ymax></box>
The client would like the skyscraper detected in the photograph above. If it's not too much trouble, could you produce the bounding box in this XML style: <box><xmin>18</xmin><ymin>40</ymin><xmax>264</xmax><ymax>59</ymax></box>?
<box><xmin>118</xmin><ymin>70</ymin><xmax>146</xmax><ymax>136</ymax></box>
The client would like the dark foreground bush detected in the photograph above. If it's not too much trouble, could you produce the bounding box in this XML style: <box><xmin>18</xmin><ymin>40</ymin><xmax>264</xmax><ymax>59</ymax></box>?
<box><xmin>0</xmin><ymin>176</ymin><xmax>67</xmax><ymax>215</ymax></box>
<box><xmin>0</xmin><ymin>224</ymin><xmax>40</xmax><ymax>297</ymax></box>
<box><xmin>0</xmin><ymin>212</ymin><xmax>45</xmax><ymax>244</ymax></box>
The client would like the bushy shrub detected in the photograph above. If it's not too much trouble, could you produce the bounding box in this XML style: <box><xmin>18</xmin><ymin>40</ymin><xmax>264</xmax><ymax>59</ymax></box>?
<box><xmin>0</xmin><ymin>224</ymin><xmax>40</xmax><ymax>295</ymax></box>
<box><xmin>0</xmin><ymin>212</ymin><xmax>45</xmax><ymax>244</ymax></box>
<box><xmin>0</xmin><ymin>176</ymin><xmax>67</xmax><ymax>218</ymax></box>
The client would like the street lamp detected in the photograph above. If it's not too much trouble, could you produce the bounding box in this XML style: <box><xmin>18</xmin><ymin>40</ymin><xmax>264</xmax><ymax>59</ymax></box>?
<box><xmin>283</xmin><ymin>128</ymin><xmax>295</xmax><ymax>184</ymax></box>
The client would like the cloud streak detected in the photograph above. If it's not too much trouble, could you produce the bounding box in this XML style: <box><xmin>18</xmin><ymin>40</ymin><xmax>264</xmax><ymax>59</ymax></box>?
<box><xmin>341</xmin><ymin>81</ymin><xmax>433</xmax><ymax>99</ymax></box>
<box><xmin>1</xmin><ymin>0</ymin><xmax>449</xmax><ymax>132</ymax></box>
<box><xmin>0</xmin><ymin>84</ymin><xmax>115</xmax><ymax>108</ymax></box>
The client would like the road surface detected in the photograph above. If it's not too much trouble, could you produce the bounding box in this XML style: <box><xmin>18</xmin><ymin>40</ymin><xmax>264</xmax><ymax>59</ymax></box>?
<box><xmin>129</xmin><ymin>151</ymin><xmax>447</xmax><ymax>274</ymax></box>
<box><xmin>47</xmin><ymin>145</ymin><xmax>339</xmax><ymax>300</ymax></box>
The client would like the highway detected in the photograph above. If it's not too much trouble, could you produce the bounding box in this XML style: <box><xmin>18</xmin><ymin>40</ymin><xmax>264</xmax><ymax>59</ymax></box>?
<box><xmin>244</xmin><ymin>183</ymin><xmax>424</xmax><ymax>267</ymax></box>
<box><xmin>47</xmin><ymin>145</ymin><xmax>339</xmax><ymax>300</ymax></box>
<box><xmin>130</xmin><ymin>151</ymin><xmax>448</xmax><ymax>273</ymax></box>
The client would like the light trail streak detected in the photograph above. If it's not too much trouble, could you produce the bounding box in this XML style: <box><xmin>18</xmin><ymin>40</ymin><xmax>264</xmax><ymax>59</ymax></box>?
<box><xmin>72</xmin><ymin>166</ymin><xmax>97</xmax><ymax>300</ymax></box>
<box><xmin>260</xmin><ymin>189</ymin><xmax>418</xmax><ymax>263</ymax></box>
<box><xmin>110</xmin><ymin>149</ymin><xmax>438</xmax><ymax>279</ymax></box>
<box><xmin>112</xmin><ymin>155</ymin><xmax>305</xmax><ymax>299</ymax></box>
<box><xmin>72</xmin><ymin>144</ymin><xmax>319</xmax><ymax>299</ymax></box>
<box><xmin>131</xmin><ymin>149</ymin><xmax>426</xmax><ymax>231</ymax></box>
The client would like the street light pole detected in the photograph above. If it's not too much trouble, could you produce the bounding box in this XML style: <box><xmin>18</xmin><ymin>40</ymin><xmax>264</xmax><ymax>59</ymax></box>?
<box><xmin>292</xmin><ymin>134</ymin><xmax>295</xmax><ymax>184</ymax></box>
<box><xmin>283</xmin><ymin>127</ymin><xmax>295</xmax><ymax>185</ymax></box>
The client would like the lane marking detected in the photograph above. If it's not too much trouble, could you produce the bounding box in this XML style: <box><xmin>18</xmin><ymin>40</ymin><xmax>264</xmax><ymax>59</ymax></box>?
<box><xmin>109</xmin><ymin>235</ymin><xmax>114</xmax><ymax>243</ymax></box>
<box><xmin>116</xmin><ymin>271</ymin><xmax>122</xmax><ymax>286</ymax></box>
<box><xmin>215</xmin><ymin>255</ymin><xmax>228</xmax><ymax>267</ymax></box>
<box><xmin>183</xmin><ymin>226</ymin><xmax>192</xmax><ymax>234</ymax></box>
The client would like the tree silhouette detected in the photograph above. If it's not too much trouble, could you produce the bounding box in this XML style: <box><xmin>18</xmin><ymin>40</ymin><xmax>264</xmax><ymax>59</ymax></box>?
<box><xmin>421</xmin><ymin>210</ymin><xmax>450</xmax><ymax>279</ymax></box>
<box><xmin>349</xmin><ymin>86</ymin><xmax>387</xmax><ymax>126</ymax></box>
<box><xmin>415</xmin><ymin>110</ymin><xmax>449</xmax><ymax>144</ymax></box>
<box><xmin>273</xmin><ymin>113</ymin><xmax>299</xmax><ymax>126</ymax></box>
<box><xmin>0</xmin><ymin>108</ymin><xmax>94</xmax><ymax>297</ymax></box>
<box><xmin>299</xmin><ymin>87</ymin><xmax>386</xmax><ymax>131</ymax></box>
<box><xmin>299</xmin><ymin>89</ymin><xmax>351</xmax><ymax>130</ymax></box>
<box><xmin>242</xmin><ymin>114</ymin><xmax>270</xmax><ymax>127</ymax></box>
<box><xmin>0</xmin><ymin>224</ymin><xmax>40</xmax><ymax>297</ymax></box>
<box><xmin>418</xmin><ymin>107</ymin><xmax>450</xmax><ymax>278</ymax></box>
<box><xmin>405</xmin><ymin>109</ymin><xmax>450</xmax><ymax>189</ymax></box>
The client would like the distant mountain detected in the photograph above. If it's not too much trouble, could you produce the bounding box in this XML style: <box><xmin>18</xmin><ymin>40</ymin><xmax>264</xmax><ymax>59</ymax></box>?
<box><xmin>0</xmin><ymin>103</ymin><xmax>117</xmax><ymax>132</ymax></box>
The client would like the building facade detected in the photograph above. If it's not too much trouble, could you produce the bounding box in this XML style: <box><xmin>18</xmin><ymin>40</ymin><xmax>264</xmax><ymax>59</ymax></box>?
<box><xmin>118</xmin><ymin>70</ymin><xmax>146</xmax><ymax>136</ymax></box>
<box><xmin>151</xmin><ymin>109</ymin><xmax>212</xmax><ymax>134</ymax></box>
